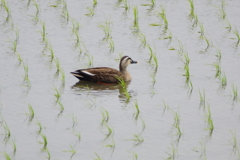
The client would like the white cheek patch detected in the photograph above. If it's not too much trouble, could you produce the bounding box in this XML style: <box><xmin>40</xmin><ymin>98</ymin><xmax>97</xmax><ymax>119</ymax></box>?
<box><xmin>82</xmin><ymin>71</ymin><xmax>95</xmax><ymax>76</ymax></box>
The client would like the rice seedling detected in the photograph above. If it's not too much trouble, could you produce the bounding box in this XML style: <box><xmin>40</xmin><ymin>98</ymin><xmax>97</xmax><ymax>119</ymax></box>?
<box><xmin>211</xmin><ymin>62</ymin><xmax>221</xmax><ymax>78</ymax></box>
<box><xmin>86</xmin><ymin>54</ymin><xmax>93</xmax><ymax>67</ymax></box>
<box><xmin>1</xmin><ymin>152</ymin><xmax>12</xmax><ymax>160</ymax></box>
<box><xmin>192</xmin><ymin>14</ymin><xmax>198</xmax><ymax>27</ymax></box>
<box><xmin>199</xmin><ymin>89</ymin><xmax>206</xmax><ymax>108</ymax></box>
<box><xmin>94</xmin><ymin>152</ymin><xmax>102</xmax><ymax>160</ymax></box>
<box><xmin>183</xmin><ymin>63</ymin><xmax>190</xmax><ymax>83</ymax></box>
<box><xmin>93</xmin><ymin>0</ymin><xmax>97</xmax><ymax>6</ymax></box>
<box><xmin>26</xmin><ymin>104</ymin><xmax>35</xmax><ymax>123</ymax></box>
<box><xmin>40</xmin><ymin>134</ymin><xmax>48</xmax><ymax>150</ymax></box>
<box><xmin>219</xmin><ymin>71</ymin><xmax>227</xmax><ymax>89</ymax></box>
<box><xmin>11</xmin><ymin>140</ymin><xmax>16</xmax><ymax>155</ymax></box>
<box><xmin>172</xmin><ymin>111</ymin><xmax>182</xmax><ymax>138</ymax></box>
<box><xmin>105</xmin><ymin>136</ymin><xmax>115</xmax><ymax>150</ymax></box>
<box><xmin>231</xmin><ymin>84</ymin><xmax>239</xmax><ymax>102</ymax></box>
<box><xmin>187</xmin><ymin>0</ymin><xmax>195</xmax><ymax>18</ymax></box>
<box><xmin>103</xmin><ymin>122</ymin><xmax>113</xmax><ymax>140</ymax></box>
<box><xmin>3</xmin><ymin>1</ymin><xmax>11</xmax><ymax>23</ymax></box>
<box><xmin>162</xmin><ymin>99</ymin><xmax>170</xmax><ymax>114</ymax></box>
<box><xmin>73</xmin><ymin>131</ymin><xmax>81</xmax><ymax>141</ymax></box>
<box><xmin>138</xmin><ymin>32</ymin><xmax>147</xmax><ymax>47</ymax></box>
<box><xmin>141</xmin><ymin>0</ymin><xmax>155</xmax><ymax>7</ymax></box>
<box><xmin>3</xmin><ymin>121</ymin><xmax>11</xmax><ymax>142</ymax></box>
<box><xmin>57</xmin><ymin>100</ymin><xmax>64</xmax><ymax>113</ymax></box>
<box><xmin>71</xmin><ymin>19</ymin><xmax>80</xmax><ymax>34</ymax></box>
<box><xmin>198</xmin><ymin>22</ymin><xmax>205</xmax><ymax>38</ymax></box>
<box><xmin>32</xmin><ymin>0</ymin><xmax>40</xmax><ymax>23</ymax></box>
<box><xmin>165</xmin><ymin>143</ymin><xmax>177</xmax><ymax>160</ymax></box>
<box><xmin>214</xmin><ymin>46</ymin><xmax>222</xmax><ymax>62</ymax></box>
<box><xmin>232</xmin><ymin>27</ymin><xmax>240</xmax><ymax>47</ymax></box>
<box><xmin>122</xmin><ymin>0</ymin><xmax>130</xmax><ymax>12</ymax></box>
<box><xmin>218</xmin><ymin>0</ymin><xmax>226</xmax><ymax>20</ymax></box>
<box><xmin>139</xmin><ymin>117</ymin><xmax>146</xmax><ymax>133</ymax></box>
<box><xmin>48</xmin><ymin>42</ymin><xmax>55</xmax><ymax>61</ymax></box>
<box><xmin>98</xmin><ymin>18</ymin><xmax>112</xmax><ymax>40</ymax></box>
<box><xmin>62</xmin><ymin>0</ymin><xmax>70</xmax><ymax>22</ymax></box>
<box><xmin>147</xmin><ymin>43</ymin><xmax>158</xmax><ymax>67</ymax></box>
<box><xmin>163</xmin><ymin>30</ymin><xmax>173</xmax><ymax>40</ymax></box>
<box><xmin>177</xmin><ymin>40</ymin><xmax>184</xmax><ymax>55</ymax></box>
<box><xmin>133</xmin><ymin>100</ymin><xmax>140</xmax><ymax>120</ymax></box>
<box><xmin>225</xmin><ymin>19</ymin><xmax>232</xmax><ymax>32</ymax></box>
<box><xmin>130</xmin><ymin>134</ymin><xmax>144</xmax><ymax>146</ymax></box>
<box><xmin>158</xmin><ymin>6</ymin><xmax>168</xmax><ymax>30</ymax></box>
<box><xmin>188</xmin><ymin>80</ymin><xmax>193</xmax><ymax>96</ymax></box>
<box><xmin>41</xmin><ymin>22</ymin><xmax>46</xmax><ymax>42</ymax></box>
<box><xmin>85</xmin><ymin>7</ymin><xmax>95</xmax><ymax>17</ymax></box>
<box><xmin>54</xmin><ymin>57</ymin><xmax>61</xmax><ymax>74</ymax></box>
<box><xmin>133</xmin><ymin>6</ymin><xmax>139</xmax><ymax>28</ymax></box>
<box><xmin>192</xmin><ymin>140</ymin><xmax>207</xmax><ymax>160</ymax></box>
<box><xmin>12</xmin><ymin>39</ymin><xmax>18</xmax><ymax>53</ymax></box>
<box><xmin>229</xmin><ymin>129</ymin><xmax>238</xmax><ymax>154</ymax></box>
<box><xmin>132</xmin><ymin>152</ymin><xmax>138</xmax><ymax>160</ymax></box>
<box><xmin>22</xmin><ymin>62</ymin><xmax>31</xmax><ymax>86</ymax></box>
<box><xmin>36</xmin><ymin>119</ymin><xmax>42</xmax><ymax>134</ymax></box>
<box><xmin>14</xmin><ymin>26</ymin><xmax>20</xmax><ymax>43</ymax></box>
<box><xmin>203</xmin><ymin>35</ymin><xmax>212</xmax><ymax>51</ymax></box>
<box><xmin>116</xmin><ymin>76</ymin><xmax>130</xmax><ymax>101</ymax></box>
<box><xmin>205</xmin><ymin>104</ymin><xmax>214</xmax><ymax>136</ymax></box>
<box><xmin>99</xmin><ymin>107</ymin><xmax>109</xmax><ymax>125</ymax></box>
<box><xmin>63</xmin><ymin>145</ymin><xmax>76</xmax><ymax>158</ymax></box>
<box><xmin>108</xmin><ymin>38</ymin><xmax>115</xmax><ymax>53</ymax></box>
<box><xmin>46</xmin><ymin>148</ymin><xmax>51</xmax><ymax>160</ymax></box>
<box><xmin>85</xmin><ymin>97</ymin><xmax>96</xmax><ymax>108</ymax></box>
<box><xmin>68</xmin><ymin>114</ymin><xmax>78</xmax><ymax>128</ymax></box>
<box><xmin>53</xmin><ymin>86</ymin><xmax>61</xmax><ymax>102</ymax></box>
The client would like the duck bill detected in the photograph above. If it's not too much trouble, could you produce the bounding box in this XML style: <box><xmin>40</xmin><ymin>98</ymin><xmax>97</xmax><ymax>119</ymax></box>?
<box><xmin>131</xmin><ymin>60</ymin><xmax>138</xmax><ymax>64</ymax></box>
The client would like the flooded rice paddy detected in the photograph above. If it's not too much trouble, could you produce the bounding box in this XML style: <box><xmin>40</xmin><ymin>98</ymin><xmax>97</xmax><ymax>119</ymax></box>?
<box><xmin>0</xmin><ymin>0</ymin><xmax>240</xmax><ymax>159</ymax></box>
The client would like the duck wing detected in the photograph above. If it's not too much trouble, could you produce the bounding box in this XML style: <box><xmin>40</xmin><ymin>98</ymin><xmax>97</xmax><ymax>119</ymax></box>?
<box><xmin>71</xmin><ymin>67</ymin><xmax>123</xmax><ymax>83</ymax></box>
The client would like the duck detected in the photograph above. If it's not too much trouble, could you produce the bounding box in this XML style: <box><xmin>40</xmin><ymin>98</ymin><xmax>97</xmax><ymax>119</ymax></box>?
<box><xmin>71</xmin><ymin>56</ymin><xmax>137</xmax><ymax>83</ymax></box>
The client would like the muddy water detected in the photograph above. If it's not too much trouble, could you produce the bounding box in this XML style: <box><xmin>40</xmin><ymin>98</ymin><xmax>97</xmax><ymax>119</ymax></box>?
<box><xmin>1</xmin><ymin>0</ymin><xmax>240</xmax><ymax>159</ymax></box>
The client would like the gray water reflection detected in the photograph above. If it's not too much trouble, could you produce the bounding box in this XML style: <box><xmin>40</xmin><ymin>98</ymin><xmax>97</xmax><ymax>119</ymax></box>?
<box><xmin>71</xmin><ymin>81</ymin><xmax>135</xmax><ymax>103</ymax></box>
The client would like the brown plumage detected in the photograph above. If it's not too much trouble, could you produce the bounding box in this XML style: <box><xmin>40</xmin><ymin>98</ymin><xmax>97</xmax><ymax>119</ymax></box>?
<box><xmin>71</xmin><ymin>56</ymin><xmax>137</xmax><ymax>83</ymax></box>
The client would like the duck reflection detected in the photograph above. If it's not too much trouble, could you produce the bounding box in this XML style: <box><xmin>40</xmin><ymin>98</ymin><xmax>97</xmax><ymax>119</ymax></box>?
<box><xmin>71</xmin><ymin>81</ymin><xmax>134</xmax><ymax>103</ymax></box>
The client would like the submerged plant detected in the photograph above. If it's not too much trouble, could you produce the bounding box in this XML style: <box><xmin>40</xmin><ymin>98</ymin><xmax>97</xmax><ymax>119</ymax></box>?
<box><xmin>225</xmin><ymin>19</ymin><xmax>232</xmax><ymax>32</ymax></box>
<box><xmin>11</xmin><ymin>140</ymin><xmax>17</xmax><ymax>155</ymax></box>
<box><xmin>94</xmin><ymin>152</ymin><xmax>102</xmax><ymax>160</ymax></box>
<box><xmin>147</xmin><ymin>43</ymin><xmax>158</xmax><ymax>67</ymax></box>
<box><xmin>108</xmin><ymin>38</ymin><xmax>114</xmax><ymax>53</ymax></box>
